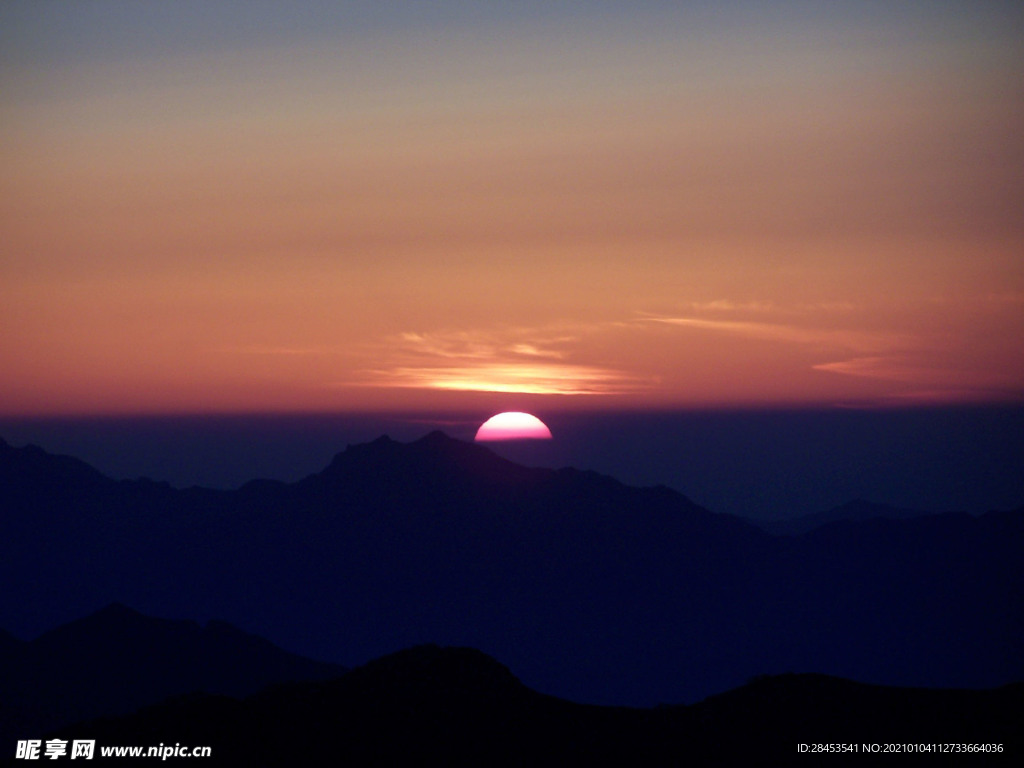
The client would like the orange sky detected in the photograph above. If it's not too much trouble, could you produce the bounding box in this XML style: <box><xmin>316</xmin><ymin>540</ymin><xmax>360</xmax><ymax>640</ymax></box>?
<box><xmin>2</xmin><ymin>2</ymin><xmax>1023</xmax><ymax>415</ymax></box>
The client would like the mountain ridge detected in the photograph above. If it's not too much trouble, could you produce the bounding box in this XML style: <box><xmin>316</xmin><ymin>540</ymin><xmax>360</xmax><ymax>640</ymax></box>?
<box><xmin>0</xmin><ymin>431</ymin><xmax>1020</xmax><ymax>706</ymax></box>
<box><xmin>36</xmin><ymin>640</ymin><xmax>1022</xmax><ymax>766</ymax></box>
<box><xmin>758</xmin><ymin>498</ymin><xmax>968</xmax><ymax>535</ymax></box>
<box><xmin>0</xmin><ymin>602</ymin><xmax>346</xmax><ymax>746</ymax></box>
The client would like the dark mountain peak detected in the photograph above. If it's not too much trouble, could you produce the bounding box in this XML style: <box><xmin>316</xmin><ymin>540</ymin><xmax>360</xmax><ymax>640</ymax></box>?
<box><xmin>31</xmin><ymin>603</ymin><xmax>199</xmax><ymax>653</ymax></box>
<box><xmin>24</xmin><ymin>605</ymin><xmax>346</xmax><ymax>684</ymax></box>
<box><xmin>342</xmin><ymin>644</ymin><xmax>529</xmax><ymax>702</ymax></box>
<box><xmin>415</xmin><ymin>429</ymin><xmax>460</xmax><ymax>446</ymax></box>
<box><xmin>336</xmin><ymin>430</ymin><xmax>489</xmax><ymax>460</ymax></box>
<box><xmin>317</xmin><ymin>435</ymin><xmax>395</xmax><ymax>475</ymax></box>
<box><xmin>354</xmin><ymin>433</ymin><xmax>395</xmax><ymax>450</ymax></box>
<box><xmin>1</xmin><ymin>604</ymin><xmax>347</xmax><ymax>744</ymax></box>
<box><xmin>409</xmin><ymin>430</ymin><xmax>505</xmax><ymax>463</ymax></box>
<box><xmin>119</xmin><ymin>475</ymin><xmax>173</xmax><ymax>491</ymax></box>
<box><xmin>335</xmin><ymin>433</ymin><xmax>394</xmax><ymax>454</ymax></box>
<box><xmin>369</xmin><ymin>643</ymin><xmax>517</xmax><ymax>678</ymax></box>
<box><xmin>0</xmin><ymin>439</ymin><xmax>111</xmax><ymax>491</ymax></box>
<box><xmin>330</xmin><ymin>433</ymin><xmax>394</xmax><ymax>461</ymax></box>
<box><xmin>315</xmin><ymin>431</ymin><xmax>533</xmax><ymax>489</ymax></box>
<box><xmin>91</xmin><ymin>601</ymin><xmax>143</xmax><ymax>621</ymax></box>
<box><xmin>34</xmin><ymin>604</ymin><xmax>292</xmax><ymax>653</ymax></box>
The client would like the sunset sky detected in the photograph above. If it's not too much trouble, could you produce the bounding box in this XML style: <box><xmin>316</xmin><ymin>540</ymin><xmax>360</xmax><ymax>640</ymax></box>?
<box><xmin>3</xmin><ymin>1</ymin><xmax>1023</xmax><ymax>416</ymax></box>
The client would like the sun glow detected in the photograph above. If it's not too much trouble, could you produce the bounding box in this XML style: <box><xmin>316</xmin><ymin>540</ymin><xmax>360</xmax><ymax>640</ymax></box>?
<box><xmin>474</xmin><ymin>412</ymin><xmax>553</xmax><ymax>441</ymax></box>
<box><xmin>364</xmin><ymin>363</ymin><xmax>646</xmax><ymax>396</ymax></box>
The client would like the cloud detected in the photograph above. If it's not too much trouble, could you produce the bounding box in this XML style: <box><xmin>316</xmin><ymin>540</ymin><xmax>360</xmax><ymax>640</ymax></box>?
<box><xmin>358</xmin><ymin>363</ymin><xmax>648</xmax><ymax>396</ymax></box>
<box><xmin>686</xmin><ymin>300</ymin><xmax>859</xmax><ymax>315</ymax></box>
<box><xmin>248</xmin><ymin>299</ymin><xmax>1022</xmax><ymax>406</ymax></box>
<box><xmin>397</xmin><ymin>332</ymin><xmax>497</xmax><ymax>361</ymax></box>
<box><xmin>812</xmin><ymin>352</ymin><xmax>1024</xmax><ymax>409</ymax></box>
<box><xmin>811</xmin><ymin>356</ymin><xmax>927</xmax><ymax>382</ymax></box>
<box><xmin>508</xmin><ymin>343</ymin><xmax>564</xmax><ymax>359</ymax></box>
<box><xmin>689</xmin><ymin>300</ymin><xmax>777</xmax><ymax>313</ymax></box>
<box><xmin>232</xmin><ymin>345</ymin><xmax>343</xmax><ymax>356</ymax></box>
<box><xmin>639</xmin><ymin>314</ymin><xmax>903</xmax><ymax>353</ymax></box>
<box><xmin>349</xmin><ymin>325</ymin><xmax>650</xmax><ymax>396</ymax></box>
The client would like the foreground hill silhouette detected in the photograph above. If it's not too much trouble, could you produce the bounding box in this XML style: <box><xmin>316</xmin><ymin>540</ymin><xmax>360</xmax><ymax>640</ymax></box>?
<box><xmin>0</xmin><ymin>604</ymin><xmax>344</xmax><ymax>745</ymax></box>
<box><xmin>43</xmin><ymin>644</ymin><xmax>1021</xmax><ymax>766</ymax></box>
<box><xmin>1</xmin><ymin>433</ymin><xmax>1021</xmax><ymax>706</ymax></box>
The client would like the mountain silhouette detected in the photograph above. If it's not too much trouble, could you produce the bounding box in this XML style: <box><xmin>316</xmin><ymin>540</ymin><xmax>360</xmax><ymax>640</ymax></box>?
<box><xmin>759</xmin><ymin>498</ymin><xmax>955</xmax><ymax>535</ymax></box>
<box><xmin>40</xmin><ymin>644</ymin><xmax>1023</xmax><ymax>766</ymax></box>
<box><xmin>0</xmin><ymin>603</ymin><xmax>345</xmax><ymax>744</ymax></box>
<box><xmin>0</xmin><ymin>432</ymin><xmax>1021</xmax><ymax>706</ymax></box>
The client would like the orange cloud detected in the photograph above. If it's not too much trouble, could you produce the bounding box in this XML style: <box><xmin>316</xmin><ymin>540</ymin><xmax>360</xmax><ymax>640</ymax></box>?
<box><xmin>348</xmin><ymin>325</ymin><xmax>650</xmax><ymax>396</ymax></box>
<box><xmin>813</xmin><ymin>355</ymin><xmax>1024</xmax><ymax>391</ymax></box>
<box><xmin>812</xmin><ymin>356</ymin><xmax>930</xmax><ymax>382</ymax></box>
<box><xmin>358</xmin><ymin>364</ymin><xmax>646</xmax><ymax>396</ymax></box>
<box><xmin>639</xmin><ymin>314</ymin><xmax>906</xmax><ymax>353</ymax></box>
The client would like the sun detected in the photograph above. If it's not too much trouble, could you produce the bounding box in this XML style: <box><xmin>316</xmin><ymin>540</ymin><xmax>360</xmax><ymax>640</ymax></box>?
<box><xmin>474</xmin><ymin>412</ymin><xmax>553</xmax><ymax>441</ymax></box>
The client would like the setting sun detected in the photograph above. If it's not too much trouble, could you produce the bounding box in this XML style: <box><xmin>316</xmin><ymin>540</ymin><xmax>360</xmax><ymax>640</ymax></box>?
<box><xmin>474</xmin><ymin>412</ymin><xmax>553</xmax><ymax>441</ymax></box>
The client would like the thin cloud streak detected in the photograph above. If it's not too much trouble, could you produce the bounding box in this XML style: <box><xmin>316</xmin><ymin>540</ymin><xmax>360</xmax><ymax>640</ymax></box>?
<box><xmin>509</xmin><ymin>343</ymin><xmax>564</xmax><ymax>359</ymax></box>
<box><xmin>640</xmin><ymin>315</ymin><xmax>907</xmax><ymax>353</ymax></box>
<box><xmin>233</xmin><ymin>345</ymin><xmax>344</xmax><ymax>356</ymax></box>
<box><xmin>814</xmin><ymin>356</ymin><xmax>1024</xmax><ymax>389</ymax></box>
<box><xmin>689</xmin><ymin>300</ymin><xmax>777</xmax><ymax>313</ymax></box>
<box><xmin>812</xmin><ymin>356</ymin><xmax>933</xmax><ymax>383</ymax></box>
<box><xmin>355</xmin><ymin>364</ymin><xmax>648</xmax><ymax>396</ymax></box>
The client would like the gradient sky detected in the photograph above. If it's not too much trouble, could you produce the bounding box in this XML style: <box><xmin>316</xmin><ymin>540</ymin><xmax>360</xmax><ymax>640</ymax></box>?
<box><xmin>3</xmin><ymin>0</ymin><xmax>1023</xmax><ymax>415</ymax></box>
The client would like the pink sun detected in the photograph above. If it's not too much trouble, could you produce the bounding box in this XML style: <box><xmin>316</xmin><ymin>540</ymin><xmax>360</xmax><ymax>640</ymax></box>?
<box><xmin>474</xmin><ymin>412</ymin><xmax>553</xmax><ymax>441</ymax></box>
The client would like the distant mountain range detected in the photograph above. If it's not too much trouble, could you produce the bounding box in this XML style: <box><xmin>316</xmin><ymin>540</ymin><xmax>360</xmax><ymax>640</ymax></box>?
<box><xmin>1</xmin><ymin>432</ymin><xmax>1021</xmax><ymax>707</ymax></box>
<box><xmin>756</xmin><ymin>498</ymin><xmax>959</xmax><ymax>535</ymax></box>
